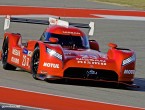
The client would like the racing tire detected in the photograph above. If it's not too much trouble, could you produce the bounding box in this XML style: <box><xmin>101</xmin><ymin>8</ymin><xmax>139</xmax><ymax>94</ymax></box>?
<box><xmin>31</xmin><ymin>47</ymin><xmax>40</xmax><ymax>80</ymax></box>
<box><xmin>2</xmin><ymin>37</ymin><xmax>17</xmax><ymax>70</ymax></box>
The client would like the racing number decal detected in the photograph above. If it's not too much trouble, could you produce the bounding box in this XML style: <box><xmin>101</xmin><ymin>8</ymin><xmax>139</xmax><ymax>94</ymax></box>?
<box><xmin>22</xmin><ymin>55</ymin><xmax>29</xmax><ymax>66</ymax></box>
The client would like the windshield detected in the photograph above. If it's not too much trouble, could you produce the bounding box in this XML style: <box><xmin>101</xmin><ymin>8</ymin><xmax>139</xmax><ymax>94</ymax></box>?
<box><xmin>40</xmin><ymin>32</ymin><xmax>90</xmax><ymax>49</ymax></box>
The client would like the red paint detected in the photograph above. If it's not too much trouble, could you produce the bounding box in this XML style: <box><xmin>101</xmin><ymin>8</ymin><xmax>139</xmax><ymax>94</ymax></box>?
<box><xmin>0</xmin><ymin>87</ymin><xmax>143</xmax><ymax>110</ymax></box>
<box><xmin>0</xmin><ymin>5</ymin><xmax>144</xmax><ymax>110</ymax></box>
<box><xmin>0</xmin><ymin>6</ymin><xmax>145</xmax><ymax>18</ymax></box>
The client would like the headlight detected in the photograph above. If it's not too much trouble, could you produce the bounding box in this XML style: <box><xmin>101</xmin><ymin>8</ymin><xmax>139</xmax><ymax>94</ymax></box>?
<box><xmin>46</xmin><ymin>47</ymin><xmax>62</xmax><ymax>60</ymax></box>
<box><xmin>122</xmin><ymin>54</ymin><xmax>136</xmax><ymax>66</ymax></box>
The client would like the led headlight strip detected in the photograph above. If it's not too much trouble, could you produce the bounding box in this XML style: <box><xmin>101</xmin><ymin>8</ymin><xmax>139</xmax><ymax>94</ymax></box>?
<box><xmin>122</xmin><ymin>54</ymin><xmax>136</xmax><ymax>66</ymax></box>
<box><xmin>46</xmin><ymin>47</ymin><xmax>62</xmax><ymax>60</ymax></box>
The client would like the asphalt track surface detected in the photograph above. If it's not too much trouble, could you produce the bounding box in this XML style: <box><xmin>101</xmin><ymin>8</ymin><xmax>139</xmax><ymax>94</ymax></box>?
<box><xmin>0</xmin><ymin>0</ymin><xmax>145</xmax><ymax>109</ymax></box>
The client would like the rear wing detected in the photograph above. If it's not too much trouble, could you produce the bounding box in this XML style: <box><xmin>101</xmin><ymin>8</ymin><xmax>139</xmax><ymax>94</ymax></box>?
<box><xmin>4</xmin><ymin>15</ymin><xmax>94</xmax><ymax>36</ymax></box>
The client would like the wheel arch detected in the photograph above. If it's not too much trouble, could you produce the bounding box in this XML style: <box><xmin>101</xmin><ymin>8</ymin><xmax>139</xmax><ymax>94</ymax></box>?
<box><xmin>3</xmin><ymin>32</ymin><xmax>22</xmax><ymax>48</ymax></box>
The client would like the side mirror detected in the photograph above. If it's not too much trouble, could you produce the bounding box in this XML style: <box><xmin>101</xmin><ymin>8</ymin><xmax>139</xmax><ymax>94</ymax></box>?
<box><xmin>49</xmin><ymin>37</ymin><xmax>58</xmax><ymax>43</ymax></box>
<box><xmin>108</xmin><ymin>43</ymin><xmax>117</xmax><ymax>49</ymax></box>
<box><xmin>89</xmin><ymin>40</ymin><xmax>99</xmax><ymax>51</ymax></box>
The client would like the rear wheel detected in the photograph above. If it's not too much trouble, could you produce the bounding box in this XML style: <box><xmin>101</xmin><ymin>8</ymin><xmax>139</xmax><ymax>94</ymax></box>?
<box><xmin>2</xmin><ymin>37</ymin><xmax>16</xmax><ymax>70</ymax></box>
<box><xmin>31</xmin><ymin>47</ymin><xmax>40</xmax><ymax>80</ymax></box>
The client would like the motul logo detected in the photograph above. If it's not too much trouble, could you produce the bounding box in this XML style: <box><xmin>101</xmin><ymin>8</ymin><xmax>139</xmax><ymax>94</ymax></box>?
<box><xmin>43</xmin><ymin>62</ymin><xmax>59</xmax><ymax>68</ymax></box>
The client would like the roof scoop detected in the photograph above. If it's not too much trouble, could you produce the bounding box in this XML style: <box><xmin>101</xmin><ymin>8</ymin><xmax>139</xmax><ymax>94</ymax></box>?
<box><xmin>108</xmin><ymin>43</ymin><xmax>117</xmax><ymax>48</ymax></box>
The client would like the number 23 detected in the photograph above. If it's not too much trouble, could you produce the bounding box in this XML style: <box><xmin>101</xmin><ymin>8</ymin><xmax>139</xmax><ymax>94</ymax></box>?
<box><xmin>22</xmin><ymin>55</ymin><xmax>29</xmax><ymax>66</ymax></box>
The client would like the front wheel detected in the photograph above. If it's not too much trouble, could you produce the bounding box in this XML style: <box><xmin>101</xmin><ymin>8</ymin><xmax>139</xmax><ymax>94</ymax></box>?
<box><xmin>31</xmin><ymin>47</ymin><xmax>40</xmax><ymax>80</ymax></box>
<box><xmin>2</xmin><ymin>37</ymin><xmax>16</xmax><ymax>70</ymax></box>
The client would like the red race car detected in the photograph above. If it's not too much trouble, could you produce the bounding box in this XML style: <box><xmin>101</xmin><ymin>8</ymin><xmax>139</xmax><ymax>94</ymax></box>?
<box><xmin>1</xmin><ymin>16</ymin><xmax>136</xmax><ymax>86</ymax></box>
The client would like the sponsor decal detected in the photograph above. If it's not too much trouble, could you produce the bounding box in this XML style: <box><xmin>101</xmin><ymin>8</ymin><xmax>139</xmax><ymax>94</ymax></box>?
<box><xmin>86</xmin><ymin>70</ymin><xmax>97</xmax><ymax>75</ymax></box>
<box><xmin>76</xmin><ymin>55</ymin><xmax>106</xmax><ymax>65</ymax></box>
<box><xmin>23</xmin><ymin>48</ymin><xmax>28</xmax><ymax>54</ymax></box>
<box><xmin>62</xmin><ymin>31</ymin><xmax>81</xmax><ymax>35</ymax></box>
<box><xmin>11</xmin><ymin>57</ymin><xmax>19</xmax><ymax>64</ymax></box>
<box><xmin>49</xmin><ymin>18</ymin><xmax>57</xmax><ymax>24</ymax></box>
<box><xmin>12</xmin><ymin>48</ymin><xmax>20</xmax><ymax>56</ymax></box>
<box><xmin>124</xmin><ymin>70</ymin><xmax>135</xmax><ymax>74</ymax></box>
<box><xmin>43</xmin><ymin>62</ymin><xmax>59</xmax><ymax>68</ymax></box>
<box><xmin>77</xmin><ymin>60</ymin><xmax>106</xmax><ymax>65</ymax></box>
<box><xmin>22</xmin><ymin>55</ymin><xmax>29</xmax><ymax>66</ymax></box>
<box><xmin>23</xmin><ymin>48</ymin><xmax>32</xmax><ymax>57</ymax></box>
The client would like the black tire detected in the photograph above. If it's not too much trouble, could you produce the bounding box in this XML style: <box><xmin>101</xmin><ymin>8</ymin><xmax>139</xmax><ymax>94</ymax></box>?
<box><xmin>2</xmin><ymin>38</ymin><xmax>16</xmax><ymax>70</ymax></box>
<box><xmin>31</xmin><ymin>47</ymin><xmax>40</xmax><ymax>80</ymax></box>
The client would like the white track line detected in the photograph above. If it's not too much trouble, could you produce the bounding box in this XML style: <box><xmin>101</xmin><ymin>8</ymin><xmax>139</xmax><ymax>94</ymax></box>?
<box><xmin>93</xmin><ymin>14</ymin><xmax>145</xmax><ymax>21</ymax></box>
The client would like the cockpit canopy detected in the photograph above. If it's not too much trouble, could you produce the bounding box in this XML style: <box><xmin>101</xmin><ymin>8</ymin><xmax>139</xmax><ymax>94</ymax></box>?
<box><xmin>40</xmin><ymin>25</ymin><xmax>90</xmax><ymax>49</ymax></box>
